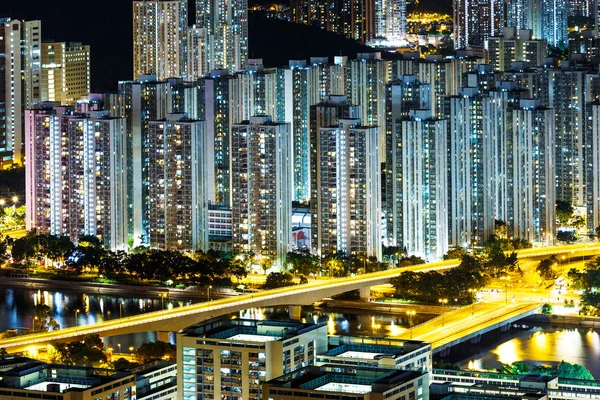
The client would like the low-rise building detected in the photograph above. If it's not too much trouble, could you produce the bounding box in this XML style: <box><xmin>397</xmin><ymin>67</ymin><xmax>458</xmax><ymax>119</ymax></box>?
<box><xmin>262</xmin><ymin>364</ymin><xmax>429</xmax><ymax>400</ymax></box>
<box><xmin>0</xmin><ymin>361</ymin><xmax>135</xmax><ymax>400</ymax></box>
<box><xmin>317</xmin><ymin>336</ymin><xmax>432</xmax><ymax>372</ymax></box>
<box><xmin>177</xmin><ymin>318</ymin><xmax>328</xmax><ymax>400</ymax></box>
<box><xmin>129</xmin><ymin>361</ymin><xmax>177</xmax><ymax>400</ymax></box>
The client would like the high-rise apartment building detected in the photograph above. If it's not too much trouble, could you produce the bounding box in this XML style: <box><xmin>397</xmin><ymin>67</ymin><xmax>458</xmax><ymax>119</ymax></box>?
<box><xmin>291</xmin><ymin>0</ymin><xmax>374</xmax><ymax>43</ymax></box>
<box><xmin>536</xmin><ymin>66</ymin><xmax>586</xmax><ymax>206</ymax></box>
<box><xmin>201</xmin><ymin>71</ymin><xmax>238</xmax><ymax>206</ymax></box>
<box><xmin>119</xmin><ymin>75</ymin><xmax>171</xmax><ymax>245</ymax></box>
<box><xmin>230</xmin><ymin>116</ymin><xmax>292</xmax><ymax>270</ymax></box>
<box><xmin>187</xmin><ymin>25</ymin><xmax>208</xmax><ymax>80</ymax></box>
<box><xmin>0</xmin><ymin>19</ymin><xmax>41</xmax><ymax>166</ymax></box>
<box><xmin>133</xmin><ymin>0</ymin><xmax>188</xmax><ymax>80</ymax></box>
<box><xmin>196</xmin><ymin>0</ymin><xmax>248</xmax><ymax>72</ymax></box>
<box><xmin>510</xmin><ymin>99</ymin><xmax>556</xmax><ymax>245</ymax></box>
<box><xmin>488</xmin><ymin>28</ymin><xmax>547</xmax><ymax>72</ymax></box>
<box><xmin>345</xmin><ymin>53</ymin><xmax>390</xmax><ymax>159</ymax></box>
<box><xmin>385</xmin><ymin>75</ymin><xmax>431</xmax><ymax>248</ymax></box>
<box><xmin>453</xmin><ymin>0</ymin><xmax>503</xmax><ymax>49</ymax></box>
<box><xmin>279</xmin><ymin>58</ymin><xmax>345</xmax><ymax>200</ymax></box>
<box><xmin>394</xmin><ymin>110</ymin><xmax>448</xmax><ymax>260</ymax></box>
<box><xmin>586</xmin><ymin>102</ymin><xmax>600</xmax><ymax>234</ymax></box>
<box><xmin>311</xmin><ymin>115</ymin><xmax>381</xmax><ymax>260</ymax></box>
<box><xmin>447</xmin><ymin>87</ymin><xmax>494</xmax><ymax>247</ymax></box>
<box><xmin>147</xmin><ymin>114</ymin><xmax>210</xmax><ymax>252</ymax></box>
<box><xmin>178</xmin><ymin>318</ymin><xmax>327</xmax><ymax>400</ymax></box>
<box><xmin>482</xmin><ymin>82</ymin><xmax>529</xmax><ymax>224</ymax></box>
<box><xmin>541</xmin><ymin>0</ymin><xmax>568</xmax><ymax>48</ymax></box>
<box><xmin>506</xmin><ymin>0</ymin><xmax>543</xmax><ymax>39</ymax></box>
<box><xmin>41</xmin><ymin>42</ymin><xmax>91</xmax><ymax>105</ymax></box>
<box><xmin>25</xmin><ymin>106</ymin><xmax>127</xmax><ymax>250</ymax></box>
<box><xmin>373</xmin><ymin>0</ymin><xmax>407</xmax><ymax>46</ymax></box>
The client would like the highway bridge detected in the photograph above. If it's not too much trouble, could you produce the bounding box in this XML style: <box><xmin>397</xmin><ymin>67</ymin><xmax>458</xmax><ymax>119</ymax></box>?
<box><xmin>1</xmin><ymin>243</ymin><xmax>599</xmax><ymax>354</ymax></box>
<box><xmin>394</xmin><ymin>300</ymin><xmax>542</xmax><ymax>354</ymax></box>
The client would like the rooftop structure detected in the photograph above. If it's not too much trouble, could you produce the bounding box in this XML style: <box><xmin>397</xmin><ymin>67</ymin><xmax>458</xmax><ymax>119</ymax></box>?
<box><xmin>0</xmin><ymin>361</ymin><xmax>135</xmax><ymax>400</ymax></box>
<box><xmin>263</xmin><ymin>365</ymin><xmax>429</xmax><ymax>400</ymax></box>
<box><xmin>317</xmin><ymin>336</ymin><xmax>432</xmax><ymax>372</ymax></box>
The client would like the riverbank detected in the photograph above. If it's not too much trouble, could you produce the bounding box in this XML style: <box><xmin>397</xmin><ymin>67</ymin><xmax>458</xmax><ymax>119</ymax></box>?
<box><xmin>524</xmin><ymin>313</ymin><xmax>600</xmax><ymax>327</ymax></box>
<box><xmin>0</xmin><ymin>277</ymin><xmax>239</xmax><ymax>300</ymax></box>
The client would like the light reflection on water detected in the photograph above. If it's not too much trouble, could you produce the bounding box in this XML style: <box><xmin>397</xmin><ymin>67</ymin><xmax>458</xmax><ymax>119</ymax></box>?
<box><xmin>458</xmin><ymin>326</ymin><xmax>600</xmax><ymax>379</ymax></box>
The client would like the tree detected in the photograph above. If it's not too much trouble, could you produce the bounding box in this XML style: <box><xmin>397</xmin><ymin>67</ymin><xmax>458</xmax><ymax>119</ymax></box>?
<box><xmin>263</xmin><ymin>272</ymin><xmax>295</xmax><ymax>289</ymax></box>
<box><xmin>113</xmin><ymin>357</ymin><xmax>138</xmax><ymax>370</ymax></box>
<box><xmin>134</xmin><ymin>341</ymin><xmax>176</xmax><ymax>364</ymax></box>
<box><xmin>500</xmin><ymin>361</ymin><xmax>530</xmax><ymax>375</ymax></box>
<box><xmin>557</xmin><ymin>200</ymin><xmax>574</xmax><ymax>226</ymax></box>
<box><xmin>536</xmin><ymin>255</ymin><xmax>558</xmax><ymax>281</ymax></box>
<box><xmin>443</xmin><ymin>247</ymin><xmax>467</xmax><ymax>260</ymax></box>
<box><xmin>556</xmin><ymin>361</ymin><xmax>594</xmax><ymax>380</ymax></box>
<box><xmin>541</xmin><ymin>303</ymin><xmax>553</xmax><ymax>314</ymax></box>
<box><xmin>51</xmin><ymin>334</ymin><xmax>107</xmax><ymax>367</ymax></box>
<box><xmin>596</xmin><ymin>225</ymin><xmax>600</xmax><ymax>241</ymax></box>
<box><xmin>260</xmin><ymin>256</ymin><xmax>272</xmax><ymax>275</ymax></box>
<box><xmin>32</xmin><ymin>304</ymin><xmax>60</xmax><ymax>332</ymax></box>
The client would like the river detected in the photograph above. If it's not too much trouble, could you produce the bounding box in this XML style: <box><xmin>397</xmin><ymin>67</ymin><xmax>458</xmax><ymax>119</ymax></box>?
<box><xmin>1</xmin><ymin>285</ymin><xmax>599</xmax><ymax>379</ymax></box>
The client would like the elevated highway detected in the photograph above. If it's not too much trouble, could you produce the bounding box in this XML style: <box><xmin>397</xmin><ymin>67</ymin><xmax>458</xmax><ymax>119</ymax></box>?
<box><xmin>1</xmin><ymin>243</ymin><xmax>599</xmax><ymax>354</ymax></box>
<box><xmin>394</xmin><ymin>300</ymin><xmax>541</xmax><ymax>354</ymax></box>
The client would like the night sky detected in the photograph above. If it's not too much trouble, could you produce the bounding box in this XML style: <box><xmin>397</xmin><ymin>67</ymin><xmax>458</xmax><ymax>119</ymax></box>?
<box><xmin>1</xmin><ymin>0</ymin><xmax>133</xmax><ymax>92</ymax></box>
<box><xmin>1</xmin><ymin>0</ymin><xmax>450</xmax><ymax>92</ymax></box>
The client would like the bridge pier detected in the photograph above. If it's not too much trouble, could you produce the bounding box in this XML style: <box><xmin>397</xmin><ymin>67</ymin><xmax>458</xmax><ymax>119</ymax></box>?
<box><xmin>470</xmin><ymin>334</ymin><xmax>481</xmax><ymax>345</ymax></box>
<box><xmin>156</xmin><ymin>331</ymin><xmax>171</xmax><ymax>343</ymax></box>
<box><xmin>288</xmin><ymin>305</ymin><xmax>302</xmax><ymax>320</ymax></box>
<box><xmin>359</xmin><ymin>287</ymin><xmax>371</xmax><ymax>302</ymax></box>
<box><xmin>500</xmin><ymin>323</ymin><xmax>510</xmax><ymax>333</ymax></box>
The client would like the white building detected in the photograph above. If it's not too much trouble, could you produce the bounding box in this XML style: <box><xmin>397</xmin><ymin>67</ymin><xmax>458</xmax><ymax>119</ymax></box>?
<box><xmin>447</xmin><ymin>87</ymin><xmax>494</xmax><ymax>247</ymax></box>
<box><xmin>396</xmin><ymin>110</ymin><xmax>448</xmax><ymax>260</ymax></box>
<box><xmin>510</xmin><ymin>100</ymin><xmax>555</xmax><ymax>245</ymax></box>
<box><xmin>0</xmin><ymin>18</ymin><xmax>41</xmax><ymax>166</ymax></box>
<box><xmin>311</xmin><ymin>117</ymin><xmax>382</xmax><ymax>260</ymax></box>
<box><xmin>195</xmin><ymin>0</ymin><xmax>248</xmax><ymax>72</ymax></box>
<box><xmin>147</xmin><ymin>113</ymin><xmax>210</xmax><ymax>252</ymax></box>
<box><xmin>586</xmin><ymin>102</ymin><xmax>600</xmax><ymax>234</ymax></box>
<box><xmin>230</xmin><ymin>116</ymin><xmax>292</xmax><ymax>270</ymax></box>
<box><xmin>25</xmin><ymin>107</ymin><xmax>127</xmax><ymax>250</ymax></box>
<box><xmin>133</xmin><ymin>0</ymin><xmax>188</xmax><ymax>80</ymax></box>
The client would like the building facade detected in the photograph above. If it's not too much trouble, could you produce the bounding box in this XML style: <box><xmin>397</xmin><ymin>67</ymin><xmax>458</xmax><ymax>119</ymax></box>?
<box><xmin>510</xmin><ymin>100</ymin><xmax>556</xmax><ymax>245</ymax></box>
<box><xmin>453</xmin><ymin>0</ymin><xmax>503</xmax><ymax>49</ymax></box>
<box><xmin>25</xmin><ymin>107</ymin><xmax>127</xmax><ymax>250</ymax></box>
<box><xmin>41</xmin><ymin>42</ymin><xmax>91</xmax><ymax>105</ymax></box>
<box><xmin>230</xmin><ymin>116</ymin><xmax>292</xmax><ymax>269</ymax></box>
<box><xmin>178</xmin><ymin>318</ymin><xmax>328</xmax><ymax>400</ymax></box>
<box><xmin>0</xmin><ymin>18</ymin><xmax>41</xmax><ymax>166</ymax></box>
<box><xmin>147</xmin><ymin>113</ymin><xmax>210</xmax><ymax>251</ymax></box>
<box><xmin>133</xmin><ymin>0</ymin><xmax>188</xmax><ymax>80</ymax></box>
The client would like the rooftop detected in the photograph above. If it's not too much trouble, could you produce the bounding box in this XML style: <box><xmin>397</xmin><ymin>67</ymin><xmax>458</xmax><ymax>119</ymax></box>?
<box><xmin>181</xmin><ymin>318</ymin><xmax>326</xmax><ymax>343</ymax></box>
<box><xmin>265</xmin><ymin>365</ymin><xmax>424</xmax><ymax>395</ymax></box>
<box><xmin>0</xmin><ymin>363</ymin><xmax>133</xmax><ymax>394</ymax></box>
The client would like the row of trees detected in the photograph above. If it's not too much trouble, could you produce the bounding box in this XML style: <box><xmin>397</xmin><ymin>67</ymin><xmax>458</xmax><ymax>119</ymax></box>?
<box><xmin>47</xmin><ymin>334</ymin><xmax>176</xmax><ymax>368</ymax></box>
<box><xmin>6</xmin><ymin>232</ymin><xmax>247</xmax><ymax>286</ymax></box>
<box><xmin>390</xmin><ymin>255</ymin><xmax>488</xmax><ymax>305</ymax></box>
<box><xmin>567</xmin><ymin>257</ymin><xmax>600</xmax><ymax>316</ymax></box>
<box><xmin>500</xmin><ymin>361</ymin><xmax>594</xmax><ymax>380</ymax></box>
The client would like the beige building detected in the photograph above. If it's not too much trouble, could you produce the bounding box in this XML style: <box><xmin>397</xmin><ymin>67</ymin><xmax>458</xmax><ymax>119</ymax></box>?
<box><xmin>41</xmin><ymin>42</ymin><xmax>91</xmax><ymax>105</ymax></box>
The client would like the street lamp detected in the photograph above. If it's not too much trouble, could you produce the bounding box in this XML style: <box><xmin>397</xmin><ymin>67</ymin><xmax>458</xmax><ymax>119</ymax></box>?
<box><xmin>32</xmin><ymin>316</ymin><xmax>38</xmax><ymax>332</ymax></box>
<box><xmin>207</xmin><ymin>285</ymin><xmax>212</xmax><ymax>301</ymax></box>
<box><xmin>129</xmin><ymin>346</ymin><xmax>134</xmax><ymax>354</ymax></box>
<box><xmin>160</xmin><ymin>293</ymin><xmax>167</xmax><ymax>310</ymax></box>
<box><xmin>119</xmin><ymin>301</ymin><xmax>124</xmax><ymax>318</ymax></box>
<box><xmin>468</xmin><ymin>289</ymin><xmax>477</xmax><ymax>315</ymax></box>
<box><xmin>117</xmin><ymin>343</ymin><xmax>121</xmax><ymax>353</ymax></box>
<box><xmin>74</xmin><ymin>309</ymin><xmax>80</xmax><ymax>326</ymax></box>
<box><xmin>500</xmin><ymin>276</ymin><xmax>511</xmax><ymax>304</ymax></box>
<box><xmin>438</xmin><ymin>298</ymin><xmax>448</xmax><ymax>327</ymax></box>
<box><xmin>0</xmin><ymin>199</ymin><xmax>5</xmax><ymax>207</ymax></box>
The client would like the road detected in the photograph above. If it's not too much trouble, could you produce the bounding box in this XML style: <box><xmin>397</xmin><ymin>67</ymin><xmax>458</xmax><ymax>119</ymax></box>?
<box><xmin>1</xmin><ymin>228</ymin><xmax>26</xmax><ymax>238</ymax></box>
<box><xmin>1</xmin><ymin>243</ymin><xmax>599</xmax><ymax>354</ymax></box>
<box><xmin>394</xmin><ymin>300</ymin><xmax>541</xmax><ymax>350</ymax></box>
